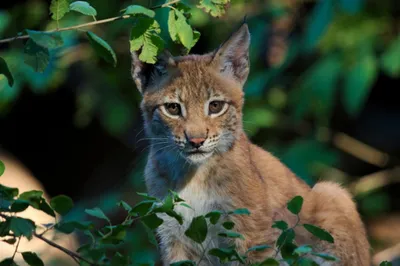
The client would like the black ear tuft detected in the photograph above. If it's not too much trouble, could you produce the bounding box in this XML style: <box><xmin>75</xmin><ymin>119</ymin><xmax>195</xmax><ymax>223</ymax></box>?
<box><xmin>131</xmin><ymin>51</ymin><xmax>175</xmax><ymax>94</ymax></box>
<box><xmin>212</xmin><ymin>23</ymin><xmax>250</xmax><ymax>86</ymax></box>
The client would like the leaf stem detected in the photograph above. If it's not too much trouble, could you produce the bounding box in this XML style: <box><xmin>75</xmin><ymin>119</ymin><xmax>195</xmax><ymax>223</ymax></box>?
<box><xmin>0</xmin><ymin>0</ymin><xmax>181</xmax><ymax>45</ymax></box>
<box><xmin>11</xmin><ymin>237</ymin><xmax>21</xmax><ymax>260</ymax></box>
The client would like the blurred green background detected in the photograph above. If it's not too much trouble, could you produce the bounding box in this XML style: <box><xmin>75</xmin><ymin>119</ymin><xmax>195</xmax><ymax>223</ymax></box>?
<box><xmin>1</xmin><ymin>0</ymin><xmax>400</xmax><ymax>265</ymax></box>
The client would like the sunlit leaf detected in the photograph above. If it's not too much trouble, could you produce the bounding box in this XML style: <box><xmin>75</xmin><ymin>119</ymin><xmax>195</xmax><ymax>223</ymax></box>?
<box><xmin>26</xmin><ymin>30</ymin><xmax>63</xmax><ymax>49</ymax></box>
<box><xmin>70</xmin><ymin>1</ymin><xmax>97</xmax><ymax>16</ymax></box>
<box><xmin>49</xmin><ymin>0</ymin><xmax>70</xmax><ymax>20</ymax></box>
<box><xmin>0</xmin><ymin>58</ymin><xmax>13</xmax><ymax>86</ymax></box>
<box><xmin>86</xmin><ymin>31</ymin><xmax>117</xmax><ymax>67</ymax></box>
<box><xmin>22</xmin><ymin>252</ymin><xmax>44</xmax><ymax>266</ymax></box>
<box><xmin>185</xmin><ymin>216</ymin><xmax>207</xmax><ymax>244</ymax></box>
<box><xmin>303</xmin><ymin>224</ymin><xmax>334</xmax><ymax>243</ymax></box>
<box><xmin>197</xmin><ymin>0</ymin><xmax>230</xmax><ymax>17</ymax></box>
<box><xmin>24</xmin><ymin>39</ymin><xmax>50</xmax><ymax>73</ymax></box>
<box><xmin>123</xmin><ymin>5</ymin><xmax>155</xmax><ymax>18</ymax></box>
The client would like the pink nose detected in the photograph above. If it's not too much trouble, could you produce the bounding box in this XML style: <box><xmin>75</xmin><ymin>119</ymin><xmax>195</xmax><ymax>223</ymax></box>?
<box><xmin>188</xmin><ymin>137</ymin><xmax>206</xmax><ymax>148</ymax></box>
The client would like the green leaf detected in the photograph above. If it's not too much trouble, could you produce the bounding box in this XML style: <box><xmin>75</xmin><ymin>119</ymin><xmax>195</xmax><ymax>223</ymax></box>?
<box><xmin>50</xmin><ymin>195</ymin><xmax>73</xmax><ymax>215</ymax></box>
<box><xmin>343</xmin><ymin>52</ymin><xmax>377</xmax><ymax>117</ymax></box>
<box><xmin>117</xmin><ymin>201</ymin><xmax>132</xmax><ymax>212</ymax></box>
<box><xmin>205</xmin><ymin>210</ymin><xmax>223</xmax><ymax>224</ymax></box>
<box><xmin>311</xmin><ymin>252</ymin><xmax>339</xmax><ymax>261</ymax></box>
<box><xmin>26</xmin><ymin>30</ymin><xmax>63</xmax><ymax>49</ymax></box>
<box><xmin>24</xmin><ymin>39</ymin><xmax>50</xmax><ymax>73</ymax></box>
<box><xmin>272</xmin><ymin>220</ymin><xmax>288</xmax><ymax>231</ymax></box>
<box><xmin>197</xmin><ymin>0</ymin><xmax>230</xmax><ymax>17</ymax></box>
<box><xmin>246</xmin><ymin>244</ymin><xmax>271</xmax><ymax>253</ymax></box>
<box><xmin>153</xmin><ymin>194</ymin><xmax>174</xmax><ymax>213</ymax></box>
<box><xmin>380</xmin><ymin>261</ymin><xmax>393</xmax><ymax>266</ymax></box>
<box><xmin>170</xmin><ymin>261</ymin><xmax>196</xmax><ymax>266</ymax></box>
<box><xmin>168</xmin><ymin>10</ymin><xmax>178</xmax><ymax>42</ymax></box>
<box><xmin>218</xmin><ymin>231</ymin><xmax>244</xmax><ymax>240</ymax></box>
<box><xmin>86</xmin><ymin>31</ymin><xmax>117</xmax><ymax>67</ymax></box>
<box><xmin>110</xmin><ymin>252</ymin><xmax>129</xmax><ymax>266</ymax></box>
<box><xmin>10</xmin><ymin>200</ymin><xmax>30</xmax><ymax>212</ymax></box>
<box><xmin>9</xmin><ymin>217</ymin><xmax>35</xmax><ymax>239</ymax></box>
<box><xmin>0</xmin><ymin>184</ymin><xmax>18</xmax><ymax>200</ymax></box>
<box><xmin>294</xmin><ymin>245</ymin><xmax>312</xmax><ymax>255</ymax></box>
<box><xmin>49</xmin><ymin>0</ymin><xmax>70</xmax><ymax>20</ymax></box>
<box><xmin>55</xmin><ymin>220</ymin><xmax>93</xmax><ymax>234</ymax></box>
<box><xmin>141</xmin><ymin>213</ymin><xmax>163</xmax><ymax>229</ymax></box>
<box><xmin>18</xmin><ymin>190</ymin><xmax>55</xmax><ymax>217</ymax></box>
<box><xmin>2</xmin><ymin>238</ymin><xmax>17</xmax><ymax>245</ymax></box>
<box><xmin>281</xmin><ymin>242</ymin><xmax>299</xmax><ymax>260</ymax></box>
<box><xmin>287</xmin><ymin>195</ymin><xmax>303</xmax><ymax>215</ymax></box>
<box><xmin>184</xmin><ymin>215</ymin><xmax>207</xmax><ymax>244</ymax></box>
<box><xmin>381</xmin><ymin>35</ymin><xmax>400</xmax><ymax>77</ymax></box>
<box><xmin>70</xmin><ymin>1</ymin><xmax>97</xmax><ymax>16</ymax></box>
<box><xmin>169</xmin><ymin>190</ymin><xmax>185</xmax><ymax>202</ymax></box>
<box><xmin>0</xmin><ymin>58</ymin><xmax>14</xmax><ymax>87</ymax></box>
<box><xmin>276</xmin><ymin>228</ymin><xmax>295</xmax><ymax>248</ymax></box>
<box><xmin>338</xmin><ymin>0</ymin><xmax>363</xmax><ymax>14</ymax></box>
<box><xmin>166</xmin><ymin>210</ymin><xmax>183</xmax><ymax>225</ymax></box>
<box><xmin>137</xmin><ymin>192</ymin><xmax>158</xmax><ymax>201</ymax></box>
<box><xmin>123</xmin><ymin>5</ymin><xmax>155</xmax><ymax>18</ymax></box>
<box><xmin>129</xmin><ymin>17</ymin><xmax>164</xmax><ymax>64</ymax></box>
<box><xmin>170</xmin><ymin>10</ymin><xmax>193</xmax><ymax>50</ymax></box>
<box><xmin>0</xmin><ymin>220</ymin><xmax>11</xmax><ymax>237</ymax></box>
<box><xmin>302</xmin><ymin>0</ymin><xmax>333</xmax><ymax>52</ymax></box>
<box><xmin>85</xmin><ymin>207</ymin><xmax>110</xmax><ymax>222</ymax></box>
<box><xmin>222</xmin><ymin>221</ymin><xmax>235</xmax><ymax>230</ymax></box>
<box><xmin>303</xmin><ymin>224</ymin><xmax>334</xmax><ymax>243</ymax></box>
<box><xmin>180</xmin><ymin>203</ymin><xmax>193</xmax><ymax>210</ymax></box>
<box><xmin>22</xmin><ymin>252</ymin><xmax>44</xmax><ymax>266</ymax></box>
<box><xmin>259</xmin><ymin>258</ymin><xmax>279</xmax><ymax>266</ymax></box>
<box><xmin>0</xmin><ymin>258</ymin><xmax>17</xmax><ymax>266</ymax></box>
<box><xmin>296</xmin><ymin>258</ymin><xmax>319</xmax><ymax>266</ymax></box>
<box><xmin>141</xmin><ymin>222</ymin><xmax>158</xmax><ymax>246</ymax></box>
<box><xmin>130</xmin><ymin>200</ymin><xmax>154</xmax><ymax>216</ymax></box>
<box><xmin>229</xmin><ymin>208</ymin><xmax>251</xmax><ymax>215</ymax></box>
<box><xmin>208</xmin><ymin>248</ymin><xmax>234</xmax><ymax>263</ymax></box>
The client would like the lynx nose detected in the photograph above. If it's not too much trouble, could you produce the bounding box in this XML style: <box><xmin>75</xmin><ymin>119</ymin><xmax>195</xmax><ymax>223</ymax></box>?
<box><xmin>188</xmin><ymin>137</ymin><xmax>206</xmax><ymax>149</ymax></box>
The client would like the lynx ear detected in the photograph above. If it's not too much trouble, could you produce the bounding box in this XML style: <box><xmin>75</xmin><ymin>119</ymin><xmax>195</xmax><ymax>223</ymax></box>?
<box><xmin>131</xmin><ymin>51</ymin><xmax>176</xmax><ymax>94</ymax></box>
<box><xmin>212</xmin><ymin>23</ymin><xmax>250</xmax><ymax>86</ymax></box>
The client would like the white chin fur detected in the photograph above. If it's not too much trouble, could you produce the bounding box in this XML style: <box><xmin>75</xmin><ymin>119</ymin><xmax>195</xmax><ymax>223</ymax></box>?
<box><xmin>186</xmin><ymin>152</ymin><xmax>213</xmax><ymax>164</ymax></box>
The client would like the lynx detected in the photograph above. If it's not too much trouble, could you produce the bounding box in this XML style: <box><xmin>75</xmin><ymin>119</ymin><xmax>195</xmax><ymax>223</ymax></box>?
<box><xmin>131</xmin><ymin>24</ymin><xmax>370</xmax><ymax>265</ymax></box>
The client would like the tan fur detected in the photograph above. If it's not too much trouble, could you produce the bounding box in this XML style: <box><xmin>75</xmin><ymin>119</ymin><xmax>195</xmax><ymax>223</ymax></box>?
<box><xmin>132</xmin><ymin>24</ymin><xmax>370</xmax><ymax>265</ymax></box>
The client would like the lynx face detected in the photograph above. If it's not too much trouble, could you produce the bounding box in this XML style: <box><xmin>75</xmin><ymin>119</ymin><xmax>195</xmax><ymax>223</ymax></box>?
<box><xmin>132</xmin><ymin>24</ymin><xmax>250</xmax><ymax>165</ymax></box>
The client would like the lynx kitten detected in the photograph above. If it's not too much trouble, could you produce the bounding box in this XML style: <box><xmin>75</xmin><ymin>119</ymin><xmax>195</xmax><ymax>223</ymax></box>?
<box><xmin>131</xmin><ymin>24</ymin><xmax>370</xmax><ymax>265</ymax></box>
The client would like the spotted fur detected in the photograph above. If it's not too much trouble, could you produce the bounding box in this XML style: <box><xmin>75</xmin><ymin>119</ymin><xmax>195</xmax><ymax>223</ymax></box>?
<box><xmin>131</xmin><ymin>24</ymin><xmax>370</xmax><ymax>265</ymax></box>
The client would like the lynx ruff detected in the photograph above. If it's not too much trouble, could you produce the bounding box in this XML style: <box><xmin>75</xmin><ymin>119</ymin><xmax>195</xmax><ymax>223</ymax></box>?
<box><xmin>131</xmin><ymin>24</ymin><xmax>370</xmax><ymax>265</ymax></box>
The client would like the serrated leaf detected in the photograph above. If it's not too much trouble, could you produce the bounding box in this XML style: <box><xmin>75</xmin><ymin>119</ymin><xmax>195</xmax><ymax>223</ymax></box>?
<box><xmin>218</xmin><ymin>231</ymin><xmax>244</xmax><ymax>240</ymax></box>
<box><xmin>197</xmin><ymin>0</ymin><xmax>230</xmax><ymax>17</ymax></box>
<box><xmin>276</xmin><ymin>228</ymin><xmax>295</xmax><ymax>248</ymax></box>
<box><xmin>123</xmin><ymin>5</ymin><xmax>155</xmax><ymax>18</ymax></box>
<box><xmin>229</xmin><ymin>208</ymin><xmax>251</xmax><ymax>215</ymax></box>
<box><xmin>0</xmin><ymin>58</ymin><xmax>14</xmax><ymax>87</ymax></box>
<box><xmin>287</xmin><ymin>195</ymin><xmax>303</xmax><ymax>215</ymax></box>
<box><xmin>303</xmin><ymin>224</ymin><xmax>334</xmax><ymax>243</ymax></box>
<box><xmin>185</xmin><ymin>216</ymin><xmax>207</xmax><ymax>244</ymax></box>
<box><xmin>86</xmin><ymin>31</ymin><xmax>117</xmax><ymax>67</ymax></box>
<box><xmin>205</xmin><ymin>210</ymin><xmax>223</xmax><ymax>224</ymax></box>
<box><xmin>272</xmin><ymin>220</ymin><xmax>288</xmax><ymax>230</ymax></box>
<box><xmin>70</xmin><ymin>1</ymin><xmax>97</xmax><ymax>16</ymax></box>
<box><xmin>311</xmin><ymin>252</ymin><xmax>339</xmax><ymax>261</ymax></box>
<box><xmin>343</xmin><ymin>51</ymin><xmax>377</xmax><ymax>117</ymax></box>
<box><xmin>22</xmin><ymin>252</ymin><xmax>44</xmax><ymax>266</ymax></box>
<box><xmin>246</xmin><ymin>244</ymin><xmax>271</xmax><ymax>253</ymax></box>
<box><xmin>222</xmin><ymin>221</ymin><xmax>235</xmax><ymax>230</ymax></box>
<box><xmin>294</xmin><ymin>245</ymin><xmax>312</xmax><ymax>255</ymax></box>
<box><xmin>24</xmin><ymin>39</ymin><xmax>50</xmax><ymax>73</ymax></box>
<box><xmin>381</xmin><ymin>35</ymin><xmax>400</xmax><ymax>77</ymax></box>
<box><xmin>130</xmin><ymin>17</ymin><xmax>164</xmax><ymax>64</ymax></box>
<box><xmin>141</xmin><ymin>213</ymin><xmax>163</xmax><ymax>229</ymax></box>
<box><xmin>302</xmin><ymin>0</ymin><xmax>333</xmax><ymax>52</ymax></box>
<box><xmin>170</xmin><ymin>260</ymin><xmax>196</xmax><ymax>266</ymax></box>
<box><xmin>26</xmin><ymin>30</ymin><xmax>63</xmax><ymax>49</ymax></box>
<box><xmin>85</xmin><ymin>207</ymin><xmax>110</xmax><ymax>222</ymax></box>
<box><xmin>9</xmin><ymin>217</ymin><xmax>35</xmax><ymax>239</ymax></box>
<box><xmin>50</xmin><ymin>0</ymin><xmax>70</xmax><ymax>21</ymax></box>
<box><xmin>50</xmin><ymin>195</ymin><xmax>73</xmax><ymax>215</ymax></box>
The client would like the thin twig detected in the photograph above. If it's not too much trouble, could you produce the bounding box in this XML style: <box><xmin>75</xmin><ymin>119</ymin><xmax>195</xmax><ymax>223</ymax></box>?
<box><xmin>0</xmin><ymin>0</ymin><xmax>180</xmax><ymax>45</ymax></box>
<box><xmin>33</xmin><ymin>232</ymin><xmax>95</xmax><ymax>265</ymax></box>
<box><xmin>11</xmin><ymin>237</ymin><xmax>21</xmax><ymax>260</ymax></box>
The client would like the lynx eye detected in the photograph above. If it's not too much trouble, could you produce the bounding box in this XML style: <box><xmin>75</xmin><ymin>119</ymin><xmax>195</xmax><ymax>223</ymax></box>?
<box><xmin>209</xmin><ymin>101</ymin><xmax>226</xmax><ymax>115</ymax></box>
<box><xmin>163</xmin><ymin>103</ymin><xmax>181</xmax><ymax>116</ymax></box>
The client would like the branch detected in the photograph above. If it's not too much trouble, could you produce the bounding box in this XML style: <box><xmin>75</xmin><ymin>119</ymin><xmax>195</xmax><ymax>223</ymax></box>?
<box><xmin>0</xmin><ymin>0</ymin><xmax>180</xmax><ymax>45</ymax></box>
<box><xmin>33</xmin><ymin>232</ymin><xmax>96</xmax><ymax>266</ymax></box>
